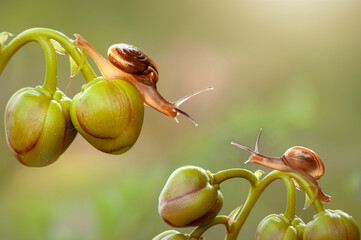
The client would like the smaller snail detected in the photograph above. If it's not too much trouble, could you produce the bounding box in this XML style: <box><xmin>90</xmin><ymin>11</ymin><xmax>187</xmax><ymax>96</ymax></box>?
<box><xmin>231</xmin><ymin>129</ymin><xmax>331</xmax><ymax>203</ymax></box>
<box><xmin>74</xmin><ymin>35</ymin><xmax>213</xmax><ymax>125</ymax></box>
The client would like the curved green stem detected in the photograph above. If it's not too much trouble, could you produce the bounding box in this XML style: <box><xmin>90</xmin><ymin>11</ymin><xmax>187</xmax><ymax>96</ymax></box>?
<box><xmin>0</xmin><ymin>28</ymin><xmax>96</xmax><ymax>83</ymax></box>
<box><xmin>281</xmin><ymin>176</ymin><xmax>296</xmax><ymax>221</ymax></box>
<box><xmin>225</xmin><ymin>171</ymin><xmax>274</xmax><ymax>239</ymax></box>
<box><xmin>189</xmin><ymin>215</ymin><xmax>228</xmax><ymax>240</ymax></box>
<box><xmin>226</xmin><ymin>171</ymin><xmax>300</xmax><ymax>239</ymax></box>
<box><xmin>213</xmin><ymin>168</ymin><xmax>258</xmax><ymax>187</ymax></box>
<box><xmin>37</xmin><ymin>37</ymin><xmax>57</xmax><ymax>93</ymax></box>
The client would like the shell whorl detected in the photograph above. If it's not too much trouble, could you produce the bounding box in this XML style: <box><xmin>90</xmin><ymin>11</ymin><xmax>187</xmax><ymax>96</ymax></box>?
<box><xmin>108</xmin><ymin>43</ymin><xmax>159</xmax><ymax>85</ymax></box>
<box><xmin>282</xmin><ymin>146</ymin><xmax>325</xmax><ymax>180</ymax></box>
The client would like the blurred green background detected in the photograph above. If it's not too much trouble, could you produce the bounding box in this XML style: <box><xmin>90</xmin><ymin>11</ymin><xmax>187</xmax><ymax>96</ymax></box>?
<box><xmin>0</xmin><ymin>0</ymin><xmax>360</xmax><ymax>239</ymax></box>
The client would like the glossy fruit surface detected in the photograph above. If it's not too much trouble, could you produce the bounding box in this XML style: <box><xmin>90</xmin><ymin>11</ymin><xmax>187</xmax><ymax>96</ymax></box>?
<box><xmin>159</xmin><ymin>166</ymin><xmax>223</xmax><ymax>227</ymax></box>
<box><xmin>5</xmin><ymin>86</ymin><xmax>76</xmax><ymax>166</ymax></box>
<box><xmin>70</xmin><ymin>77</ymin><xmax>144</xmax><ymax>154</ymax></box>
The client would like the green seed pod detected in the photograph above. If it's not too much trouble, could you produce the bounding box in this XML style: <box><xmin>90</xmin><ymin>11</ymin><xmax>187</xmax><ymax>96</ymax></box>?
<box><xmin>159</xmin><ymin>166</ymin><xmax>223</xmax><ymax>228</ymax></box>
<box><xmin>70</xmin><ymin>77</ymin><xmax>144</xmax><ymax>154</ymax></box>
<box><xmin>152</xmin><ymin>230</ymin><xmax>188</xmax><ymax>240</ymax></box>
<box><xmin>303</xmin><ymin>209</ymin><xmax>360</xmax><ymax>240</ymax></box>
<box><xmin>256</xmin><ymin>214</ymin><xmax>305</xmax><ymax>240</ymax></box>
<box><xmin>5</xmin><ymin>86</ymin><xmax>76</xmax><ymax>167</ymax></box>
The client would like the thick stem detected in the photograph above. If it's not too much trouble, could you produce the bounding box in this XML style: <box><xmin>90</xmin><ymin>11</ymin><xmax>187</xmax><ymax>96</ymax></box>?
<box><xmin>37</xmin><ymin>37</ymin><xmax>57</xmax><ymax>93</ymax></box>
<box><xmin>0</xmin><ymin>28</ymin><xmax>96</xmax><ymax>83</ymax></box>
<box><xmin>282</xmin><ymin>176</ymin><xmax>296</xmax><ymax>221</ymax></box>
<box><xmin>226</xmin><ymin>171</ymin><xmax>298</xmax><ymax>239</ymax></box>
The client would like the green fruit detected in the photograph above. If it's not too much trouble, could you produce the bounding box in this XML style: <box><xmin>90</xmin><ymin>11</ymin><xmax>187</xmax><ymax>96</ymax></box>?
<box><xmin>5</xmin><ymin>86</ymin><xmax>76</xmax><ymax>167</ymax></box>
<box><xmin>159</xmin><ymin>166</ymin><xmax>223</xmax><ymax>227</ymax></box>
<box><xmin>256</xmin><ymin>214</ymin><xmax>305</xmax><ymax>240</ymax></box>
<box><xmin>303</xmin><ymin>209</ymin><xmax>360</xmax><ymax>240</ymax></box>
<box><xmin>70</xmin><ymin>77</ymin><xmax>144</xmax><ymax>154</ymax></box>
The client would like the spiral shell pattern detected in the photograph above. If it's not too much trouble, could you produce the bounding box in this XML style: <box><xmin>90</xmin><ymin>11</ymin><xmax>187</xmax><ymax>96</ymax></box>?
<box><xmin>108</xmin><ymin>43</ymin><xmax>158</xmax><ymax>85</ymax></box>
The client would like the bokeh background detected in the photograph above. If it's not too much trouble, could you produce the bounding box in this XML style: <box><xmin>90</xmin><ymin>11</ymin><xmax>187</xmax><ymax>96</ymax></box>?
<box><xmin>0</xmin><ymin>0</ymin><xmax>360</xmax><ymax>239</ymax></box>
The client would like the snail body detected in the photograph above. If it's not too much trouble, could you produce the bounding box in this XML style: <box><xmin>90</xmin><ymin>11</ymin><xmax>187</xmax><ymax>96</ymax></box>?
<box><xmin>74</xmin><ymin>35</ymin><xmax>212</xmax><ymax>125</ymax></box>
<box><xmin>232</xmin><ymin>129</ymin><xmax>331</xmax><ymax>203</ymax></box>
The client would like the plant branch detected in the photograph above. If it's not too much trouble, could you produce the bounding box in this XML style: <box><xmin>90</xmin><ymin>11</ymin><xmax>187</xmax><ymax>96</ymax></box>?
<box><xmin>226</xmin><ymin>171</ymin><xmax>298</xmax><ymax>239</ymax></box>
<box><xmin>213</xmin><ymin>168</ymin><xmax>258</xmax><ymax>187</ymax></box>
<box><xmin>37</xmin><ymin>37</ymin><xmax>57</xmax><ymax>93</ymax></box>
<box><xmin>0</xmin><ymin>28</ymin><xmax>96</xmax><ymax>83</ymax></box>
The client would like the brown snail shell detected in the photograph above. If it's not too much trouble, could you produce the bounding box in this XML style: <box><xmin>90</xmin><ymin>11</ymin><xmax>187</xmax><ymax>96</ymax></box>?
<box><xmin>282</xmin><ymin>146</ymin><xmax>324</xmax><ymax>180</ymax></box>
<box><xmin>108</xmin><ymin>43</ymin><xmax>158</xmax><ymax>86</ymax></box>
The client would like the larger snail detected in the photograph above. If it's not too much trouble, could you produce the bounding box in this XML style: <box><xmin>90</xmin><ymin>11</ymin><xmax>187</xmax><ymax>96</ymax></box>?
<box><xmin>74</xmin><ymin>35</ymin><xmax>213</xmax><ymax>125</ymax></box>
<box><xmin>231</xmin><ymin>129</ymin><xmax>331</xmax><ymax>203</ymax></box>
<box><xmin>70</xmin><ymin>35</ymin><xmax>212</xmax><ymax>154</ymax></box>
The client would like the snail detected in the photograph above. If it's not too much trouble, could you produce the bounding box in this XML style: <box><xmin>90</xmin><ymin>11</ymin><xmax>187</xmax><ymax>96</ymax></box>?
<box><xmin>231</xmin><ymin>129</ymin><xmax>331</xmax><ymax>203</ymax></box>
<box><xmin>73</xmin><ymin>34</ymin><xmax>213</xmax><ymax>125</ymax></box>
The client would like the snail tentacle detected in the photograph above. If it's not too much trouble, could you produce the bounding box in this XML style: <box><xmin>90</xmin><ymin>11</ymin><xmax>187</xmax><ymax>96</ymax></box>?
<box><xmin>172</xmin><ymin>86</ymin><xmax>214</xmax><ymax>107</ymax></box>
<box><xmin>255</xmin><ymin>128</ymin><xmax>263</xmax><ymax>153</ymax></box>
